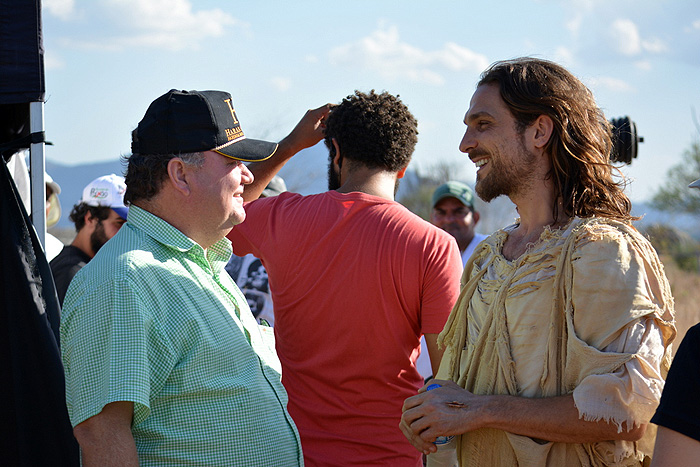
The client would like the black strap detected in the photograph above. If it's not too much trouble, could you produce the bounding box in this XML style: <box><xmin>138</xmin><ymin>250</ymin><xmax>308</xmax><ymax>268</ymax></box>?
<box><xmin>0</xmin><ymin>132</ymin><xmax>52</xmax><ymax>153</ymax></box>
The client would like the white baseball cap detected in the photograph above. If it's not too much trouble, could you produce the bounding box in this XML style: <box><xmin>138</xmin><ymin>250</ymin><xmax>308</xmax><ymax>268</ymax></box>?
<box><xmin>81</xmin><ymin>174</ymin><xmax>128</xmax><ymax>220</ymax></box>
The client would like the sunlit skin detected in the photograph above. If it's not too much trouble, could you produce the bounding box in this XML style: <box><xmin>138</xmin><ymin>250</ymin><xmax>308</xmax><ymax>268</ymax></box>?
<box><xmin>459</xmin><ymin>83</ymin><xmax>538</xmax><ymax>204</ymax></box>
<box><xmin>430</xmin><ymin>197</ymin><xmax>479</xmax><ymax>253</ymax></box>
<box><xmin>100</xmin><ymin>209</ymin><xmax>126</xmax><ymax>239</ymax></box>
<box><xmin>89</xmin><ymin>209</ymin><xmax>126</xmax><ymax>255</ymax></box>
<box><xmin>73</xmin><ymin>208</ymin><xmax>126</xmax><ymax>258</ymax></box>
<box><xmin>187</xmin><ymin>151</ymin><xmax>254</xmax><ymax>242</ymax></box>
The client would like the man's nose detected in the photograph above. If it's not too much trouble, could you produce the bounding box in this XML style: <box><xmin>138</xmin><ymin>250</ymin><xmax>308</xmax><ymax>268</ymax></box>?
<box><xmin>459</xmin><ymin>128</ymin><xmax>477</xmax><ymax>154</ymax></box>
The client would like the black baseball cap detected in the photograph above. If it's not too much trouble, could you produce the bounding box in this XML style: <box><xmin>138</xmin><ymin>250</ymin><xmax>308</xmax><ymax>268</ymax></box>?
<box><xmin>132</xmin><ymin>89</ymin><xmax>278</xmax><ymax>162</ymax></box>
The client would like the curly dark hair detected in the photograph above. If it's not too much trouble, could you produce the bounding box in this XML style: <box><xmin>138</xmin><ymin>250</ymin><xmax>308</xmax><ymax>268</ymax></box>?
<box><xmin>123</xmin><ymin>135</ymin><xmax>205</xmax><ymax>205</ymax></box>
<box><xmin>69</xmin><ymin>203</ymin><xmax>113</xmax><ymax>232</ymax></box>
<box><xmin>478</xmin><ymin>57</ymin><xmax>634</xmax><ymax>222</ymax></box>
<box><xmin>324</xmin><ymin>90</ymin><xmax>418</xmax><ymax>172</ymax></box>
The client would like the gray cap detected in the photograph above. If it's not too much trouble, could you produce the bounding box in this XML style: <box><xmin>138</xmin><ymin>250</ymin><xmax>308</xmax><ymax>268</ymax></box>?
<box><xmin>689</xmin><ymin>179</ymin><xmax>700</xmax><ymax>190</ymax></box>
<box><xmin>431</xmin><ymin>181</ymin><xmax>475</xmax><ymax>209</ymax></box>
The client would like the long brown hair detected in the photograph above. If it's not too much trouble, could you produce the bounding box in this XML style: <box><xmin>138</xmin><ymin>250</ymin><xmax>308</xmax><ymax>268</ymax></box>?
<box><xmin>478</xmin><ymin>57</ymin><xmax>635</xmax><ymax>222</ymax></box>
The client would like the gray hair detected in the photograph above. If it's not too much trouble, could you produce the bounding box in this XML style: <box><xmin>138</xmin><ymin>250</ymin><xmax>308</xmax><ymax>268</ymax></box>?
<box><xmin>123</xmin><ymin>151</ymin><xmax>205</xmax><ymax>204</ymax></box>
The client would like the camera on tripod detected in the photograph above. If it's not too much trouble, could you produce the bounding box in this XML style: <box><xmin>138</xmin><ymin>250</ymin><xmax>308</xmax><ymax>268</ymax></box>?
<box><xmin>610</xmin><ymin>116</ymin><xmax>643</xmax><ymax>165</ymax></box>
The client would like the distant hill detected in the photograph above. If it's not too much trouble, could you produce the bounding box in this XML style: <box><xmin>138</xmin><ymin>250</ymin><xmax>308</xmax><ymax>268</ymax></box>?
<box><xmin>47</xmin><ymin>159</ymin><xmax>126</xmax><ymax>228</ymax></box>
<box><xmin>45</xmin><ymin>145</ymin><xmax>699</xmax><ymax>240</ymax></box>
<box><xmin>46</xmin><ymin>144</ymin><xmax>331</xmax><ymax>228</ymax></box>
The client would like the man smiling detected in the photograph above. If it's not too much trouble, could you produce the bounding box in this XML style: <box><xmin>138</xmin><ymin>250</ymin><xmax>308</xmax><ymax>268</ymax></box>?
<box><xmin>401</xmin><ymin>58</ymin><xmax>675</xmax><ymax>466</ymax></box>
<box><xmin>60</xmin><ymin>89</ymin><xmax>329</xmax><ymax>466</ymax></box>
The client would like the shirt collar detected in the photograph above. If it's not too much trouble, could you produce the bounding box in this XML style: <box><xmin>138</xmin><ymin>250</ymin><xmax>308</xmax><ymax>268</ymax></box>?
<box><xmin>126</xmin><ymin>205</ymin><xmax>232</xmax><ymax>271</ymax></box>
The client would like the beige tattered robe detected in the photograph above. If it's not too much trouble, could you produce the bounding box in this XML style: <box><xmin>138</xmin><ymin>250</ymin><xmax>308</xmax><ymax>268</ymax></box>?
<box><xmin>435</xmin><ymin>217</ymin><xmax>675</xmax><ymax>467</ymax></box>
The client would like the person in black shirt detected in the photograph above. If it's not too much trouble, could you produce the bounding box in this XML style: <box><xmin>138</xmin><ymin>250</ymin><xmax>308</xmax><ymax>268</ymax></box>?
<box><xmin>650</xmin><ymin>178</ymin><xmax>700</xmax><ymax>466</ymax></box>
<box><xmin>50</xmin><ymin>174</ymin><xmax>127</xmax><ymax>304</ymax></box>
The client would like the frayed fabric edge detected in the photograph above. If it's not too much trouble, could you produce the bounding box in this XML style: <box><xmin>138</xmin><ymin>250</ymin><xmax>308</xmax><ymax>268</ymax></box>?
<box><xmin>578</xmin><ymin>410</ymin><xmax>644</xmax><ymax>464</ymax></box>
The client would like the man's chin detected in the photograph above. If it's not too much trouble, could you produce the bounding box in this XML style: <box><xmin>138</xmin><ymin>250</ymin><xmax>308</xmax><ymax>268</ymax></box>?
<box><xmin>231</xmin><ymin>211</ymin><xmax>247</xmax><ymax>226</ymax></box>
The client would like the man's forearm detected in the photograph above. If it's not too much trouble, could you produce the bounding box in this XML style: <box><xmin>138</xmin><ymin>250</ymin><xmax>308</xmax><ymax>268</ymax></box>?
<box><xmin>74</xmin><ymin>401</ymin><xmax>138</xmax><ymax>466</ymax></box>
<box><xmin>243</xmin><ymin>104</ymin><xmax>331</xmax><ymax>201</ymax></box>
<box><xmin>401</xmin><ymin>381</ymin><xmax>645</xmax><ymax>454</ymax></box>
<box><xmin>481</xmin><ymin>393</ymin><xmax>645</xmax><ymax>443</ymax></box>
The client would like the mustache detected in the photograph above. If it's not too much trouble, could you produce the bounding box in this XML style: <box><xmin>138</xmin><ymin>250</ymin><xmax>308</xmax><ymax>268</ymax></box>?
<box><xmin>468</xmin><ymin>149</ymin><xmax>489</xmax><ymax>160</ymax></box>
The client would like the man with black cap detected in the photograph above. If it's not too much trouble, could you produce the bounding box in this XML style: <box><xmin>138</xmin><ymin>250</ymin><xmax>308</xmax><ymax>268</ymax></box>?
<box><xmin>60</xmin><ymin>89</ymin><xmax>329</xmax><ymax>466</ymax></box>
<box><xmin>430</xmin><ymin>180</ymin><xmax>487</xmax><ymax>266</ymax></box>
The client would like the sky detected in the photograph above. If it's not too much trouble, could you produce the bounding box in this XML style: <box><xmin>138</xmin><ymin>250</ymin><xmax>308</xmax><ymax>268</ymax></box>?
<box><xmin>40</xmin><ymin>0</ymin><xmax>700</xmax><ymax>202</ymax></box>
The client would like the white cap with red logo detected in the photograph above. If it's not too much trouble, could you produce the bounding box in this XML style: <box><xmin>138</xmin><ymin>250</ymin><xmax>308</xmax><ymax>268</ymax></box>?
<box><xmin>81</xmin><ymin>174</ymin><xmax>128</xmax><ymax>220</ymax></box>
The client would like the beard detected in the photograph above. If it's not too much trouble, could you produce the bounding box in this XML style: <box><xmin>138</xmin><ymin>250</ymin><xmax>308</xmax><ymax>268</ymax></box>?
<box><xmin>328</xmin><ymin>157</ymin><xmax>341</xmax><ymax>191</ymax></box>
<box><xmin>474</xmin><ymin>136</ymin><xmax>537</xmax><ymax>202</ymax></box>
<box><xmin>90</xmin><ymin>220</ymin><xmax>109</xmax><ymax>255</ymax></box>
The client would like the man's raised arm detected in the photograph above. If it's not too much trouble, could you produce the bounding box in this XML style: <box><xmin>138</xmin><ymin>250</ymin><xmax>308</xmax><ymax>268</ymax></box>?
<box><xmin>243</xmin><ymin>104</ymin><xmax>332</xmax><ymax>201</ymax></box>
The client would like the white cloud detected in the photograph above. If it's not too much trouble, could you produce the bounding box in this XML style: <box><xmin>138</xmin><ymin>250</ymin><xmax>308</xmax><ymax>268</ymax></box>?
<box><xmin>43</xmin><ymin>54</ymin><xmax>65</xmax><ymax>71</ymax></box>
<box><xmin>634</xmin><ymin>60</ymin><xmax>652</xmax><ymax>71</ymax></box>
<box><xmin>329</xmin><ymin>24</ymin><xmax>488</xmax><ymax>85</ymax></box>
<box><xmin>641</xmin><ymin>37</ymin><xmax>667</xmax><ymax>54</ymax></box>
<box><xmin>553</xmin><ymin>46</ymin><xmax>575</xmax><ymax>65</ymax></box>
<box><xmin>270</xmin><ymin>77</ymin><xmax>292</xmax><ymax>92</ymax></box>
<box><xmin>97</xmin><ymin>0</ymin><xmax>244</xmax><ymax>51</ymax></box>
<box><xmin>586</xmin><ymin>76</ymin><xmax>633</xmax><ymax>92</ymax></box>
<box><xmin>610</xmin><ymin>19</ymin><xmax>642</xmax><ymax>56</ymax></box>
<box><xmin>44</xmin><ymin>0</ymin><xmax>76</xmax><ymax>21</ymax></box>
<box><xmin>608</xmin><ymin>19</ymin><xmax>667</xmax><ymax>57</ymax></box>
<box><xmin>693</xmin><ymin>19</ymin><xmax>700</xmax><ymax>30</ymax></box>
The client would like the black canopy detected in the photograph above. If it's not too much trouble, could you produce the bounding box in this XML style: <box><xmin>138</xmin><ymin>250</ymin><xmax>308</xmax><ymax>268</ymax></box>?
<box><xmin>1</xmin><ymin>2</ymin><xmax>79</xmax><ymax>465</ymax></box>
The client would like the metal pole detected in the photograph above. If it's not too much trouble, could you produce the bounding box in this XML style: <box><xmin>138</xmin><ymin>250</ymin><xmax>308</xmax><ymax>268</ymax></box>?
<box><xmin>29</xmin><ymin>100</ymin><xmax>46</xmax><ymax>249</ymax></box>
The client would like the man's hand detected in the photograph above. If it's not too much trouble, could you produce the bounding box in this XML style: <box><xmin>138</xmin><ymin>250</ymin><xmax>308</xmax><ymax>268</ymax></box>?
<box><xmin>277</xmin><ymin>104</ymin><xmax>334</xmax><ymax>156</ymax></box>
<box><xmin>243</xmin><ymin>104</ymin><xmax>333</xmax><ymax>201</ymax></box>
<box><xmin>400</xmin><ymin>380</ymin><xmax>647</xmax><ymax>455</ymax></box>
<box><xmin>400</xmin><ymin>380</ymin><xmax>481</xmax><ymax>455</ymax></box>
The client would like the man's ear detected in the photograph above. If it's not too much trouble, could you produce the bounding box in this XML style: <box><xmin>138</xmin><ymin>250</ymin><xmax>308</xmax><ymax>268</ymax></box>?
<box><xmin>84</xmin><ymin>211</ymin><xmax>98</xmax><ymax>228</ymax></box>
<box><xmin>331</xmin><ymin>138</ymin><xmax>342</xmax><ymax>170</ymax></box>
<box><xmin>531</xmin><ymin>115</ymin><xmax>554</xmax><ymax>149</ymax></box>
<box><xmin>396</xmin><ymin>166</ymin><xmax>407</xmax><ymax>179</ymax></box>
<box><xmin>167</xmin><ymin>158</ymin><xmax>192</xmax><ymax>196</ymax></box>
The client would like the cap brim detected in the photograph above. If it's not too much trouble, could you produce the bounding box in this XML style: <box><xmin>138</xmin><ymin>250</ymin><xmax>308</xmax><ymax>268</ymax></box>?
<box><xmin>432</xmin><ymin>193</ymin><xmax>471</xmax><ymax>209</ymax></box>
<box><xmin>214</xmin><ymin>138</ymin><xmax>278</xmax><ymax>162</ymax></box>
<box><xmin>112</xmin><ymin>206</ymin><xmax>129</xmax><ymax>220</ymax></box>
<box><xmin>689</xmin><ymin>179</ymin><xmax>700</xmax><ymax>189</ymax></box>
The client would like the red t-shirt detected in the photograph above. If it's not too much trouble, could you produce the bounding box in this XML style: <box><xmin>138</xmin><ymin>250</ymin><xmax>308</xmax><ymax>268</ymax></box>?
<box><xmin>228</xmin><ymin>191</ymin><xmax>462</xmax><ymax>466</ymax></box>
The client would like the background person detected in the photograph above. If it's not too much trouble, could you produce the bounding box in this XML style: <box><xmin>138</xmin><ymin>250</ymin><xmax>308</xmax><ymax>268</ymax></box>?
<box><xmin>650</xmin><ymin>178</ymin><xmax>700</xmax><ymax>467</ymax></box>
<box><xmin>50</xmin><ymin>174</ymin><xmax>127</xmax><ymax>304</ymax></box>
<box><xmin>44</xmin><ymin>172</ymin><xmax>65</xmax><ymax>260</ymax></box>
<box><xmin>400</xmin><ymin>57</ymin><xmax>675</xmax><ymax>467</ymax></box>
<box><xmin>430</xmin><ymin>181</ymin><xmax>487</xmax><ymax>266</ymax></box>
<box><xmin>416</xmin><ymin>180</ymin><xmax>489</xmax><ymax>381</ymax></box>
<box><xmin>229</xmin><ymin>90</ymin><xmax>462</xmax><ymax>466</ymax></box>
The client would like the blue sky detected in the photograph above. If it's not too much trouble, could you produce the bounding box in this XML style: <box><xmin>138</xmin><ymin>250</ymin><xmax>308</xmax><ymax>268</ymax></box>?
<box><xmin>41</xmin><ymin>0</ymin><xmax>700</xmax><ymax>202</ymax></box>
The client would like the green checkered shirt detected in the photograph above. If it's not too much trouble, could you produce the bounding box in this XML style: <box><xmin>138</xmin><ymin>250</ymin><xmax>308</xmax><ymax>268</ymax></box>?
<box><xmin>61</xmin><ymin>206</ymin><xmax>303</xmax><ymax>466</ymax></box>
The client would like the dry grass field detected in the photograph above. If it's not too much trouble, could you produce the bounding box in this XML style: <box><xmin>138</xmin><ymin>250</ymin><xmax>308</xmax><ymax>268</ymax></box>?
<box><xmin>660</xmin><ymin>255</ymin><xmax>700</xmax><ymax>349</ymax></box>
